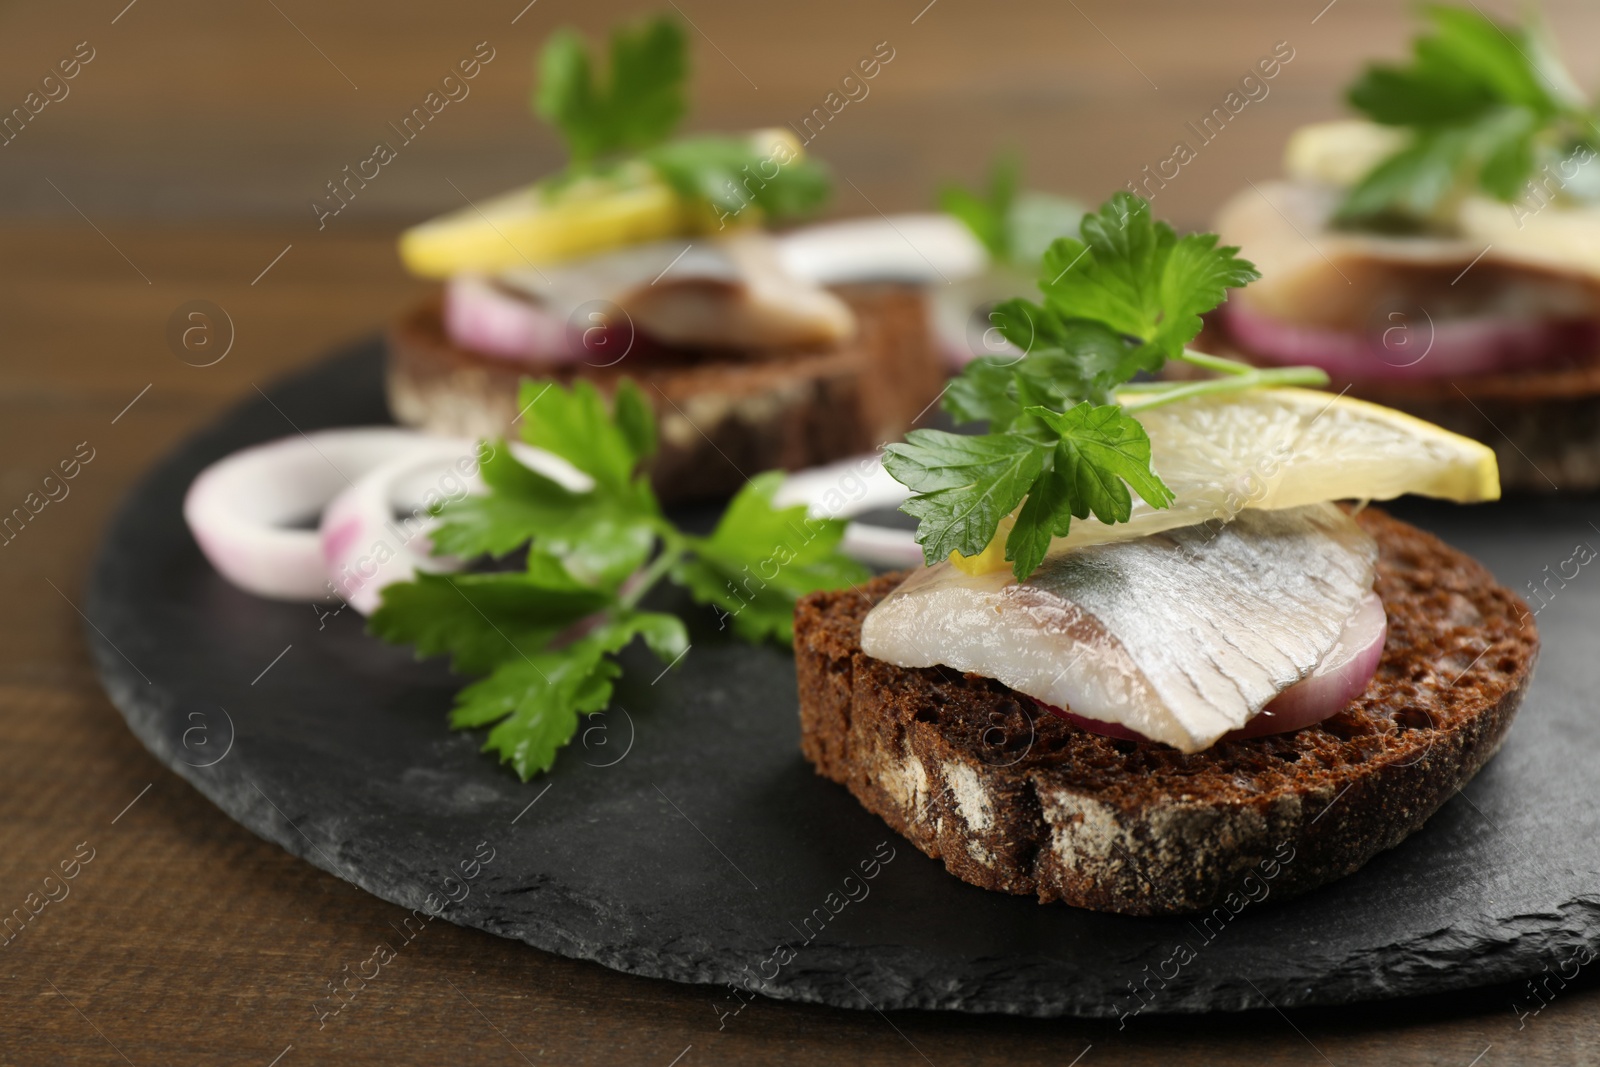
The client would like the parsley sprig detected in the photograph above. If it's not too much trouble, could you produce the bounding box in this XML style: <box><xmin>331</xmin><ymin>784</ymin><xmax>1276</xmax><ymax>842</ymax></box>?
<box><xmin>939</xmin><ymin>154</ymin><xmax>1085</xmax><ymax>266</ymax></box>
<box><xmin>1338</xmin><ymin>4</ymin><xmax>1600</xmax><ymax>226</ymax></box>
<box><xmin>534</xmin><ymin>15</ymin><xmax>830</xmax><ymax>223</ymax></box>
<box><xmin>884</xmin><ymin>193</ymin><xmax>1328</xmax><ymax>581</ymax></box>
<box><xmin>370</xmin><ymin>379</ymin><xmax>868</xmax><ymax>780</ymax></box>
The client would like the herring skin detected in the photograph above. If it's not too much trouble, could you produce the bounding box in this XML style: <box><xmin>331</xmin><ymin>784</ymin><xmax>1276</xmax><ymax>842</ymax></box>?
<box><xmin>861</xmin><ymin>503</ymin><xmax>1378</xmax><ymax>751</ymax></box>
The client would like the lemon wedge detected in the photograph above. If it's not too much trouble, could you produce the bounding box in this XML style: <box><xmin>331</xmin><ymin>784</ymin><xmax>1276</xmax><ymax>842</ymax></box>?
<box><xmin>951</xmin><ymin>387</ymin><xmax>1499</xmax><ymax>575</ymax></box>
<box><xmin>399</xmin><ymin>129</ymin><xmax>802</xmax><ymax>278</ymax></box>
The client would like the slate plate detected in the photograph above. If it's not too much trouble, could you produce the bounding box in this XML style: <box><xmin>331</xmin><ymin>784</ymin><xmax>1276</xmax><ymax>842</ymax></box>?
<box><xmin>86</xmin><ymin>341</ymin><xmax>1600</xmax><ymax>1017</ymax></box>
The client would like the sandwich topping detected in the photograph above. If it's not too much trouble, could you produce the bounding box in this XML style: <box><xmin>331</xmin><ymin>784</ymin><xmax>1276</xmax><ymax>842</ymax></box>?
<box><xmin>872</xmin><ymin>193</ymin><xmax>1500</xmax><ymax>751</ymax></box>
<box><xmin>398</xmin><ymin>16</ymin><xmax>842</xmax><ymax>363</ymax></box>
<box><xmin>861</xmin><ymin>504</ymin><xmax>1378</xmax><ymax>752</ymax></box>
<box><xmin>1215</xmin><ymin>5</ymin><xmax>1600</xmax><ymax>380</ymax></box>
<box><xmin>942</xmin><ymin>386</ymin><xmax>1498</xmax><ymax>575</ymax></box>
<box><xmin>446</xmin><ymin>231</ymin><xmax>856</xmax><ymax>363</ymax></box>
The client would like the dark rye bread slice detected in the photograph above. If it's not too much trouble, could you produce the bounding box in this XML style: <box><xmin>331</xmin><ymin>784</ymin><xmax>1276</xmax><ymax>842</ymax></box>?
<box><xmin>794</xmin><ymin>509</ymin><xmax>1538</xmax><ymax>915</ymax></box>
<box><xmin>1198</xmin><ymin>321</ymin><xmax>1600</xmax><ymax>492</ymax></box>
<box><xmin>387</xmin><ymin>283</ymin><xmax>943</xmax><ymax>502</ymax></box>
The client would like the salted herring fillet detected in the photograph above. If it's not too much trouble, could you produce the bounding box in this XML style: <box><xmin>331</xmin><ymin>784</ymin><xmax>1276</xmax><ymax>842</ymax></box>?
<box><xmin>1213</xmin><ymin>180</ymin><xmax>1600</xmax><ymax>329</ymax></box>
<box><xmin>491</xmin><ymin>231</ymin><xmax>856</xmax><ymax>349</ymax></box>
<box><xmin>860</xmin><ymin>504</ymin><xmax>1379</xmax><ymax>752</ymax></box>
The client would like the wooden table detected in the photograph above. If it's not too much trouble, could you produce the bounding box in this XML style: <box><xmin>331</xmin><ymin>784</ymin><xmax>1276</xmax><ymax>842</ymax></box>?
<box><xmin>2</xmin><ymin>1</ymin><xmax>1596</xmax><ymax>1062</ymax></box>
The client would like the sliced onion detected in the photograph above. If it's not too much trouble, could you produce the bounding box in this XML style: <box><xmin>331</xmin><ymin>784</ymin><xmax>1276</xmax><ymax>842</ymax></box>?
<box><xmin>927</xmin><ymin>267</ymin><xmax>1034</xmax><ymax>369</ymax></box>
<box><xmin>838</xmin><ymin>524</ymin><xmax>925</xmax><ymax>569</ymax></box>
<box><xmin>775</xmin><ymin>455</ymin><xmax>920</xmax><ymax>568</ymax></box>
<box><xmin>184</xmin><ymin>429</ymin><xmax>435</xmax><ymax>601</ymax></box>
<box><xmin>320</xmin><ymin>439</ymin><xmax>586</xmax><ymax>615</ymax></box>
<box><xmin>444</xmin><ymin>274</ymin><xmax>578</xmax><ymax>365</ymax></box>
<box><xmin>1037</xmin><ymin>592</ymin><xmax>1388</xmax><ymax>745</ymax></box>
<box><xmin>1221</xmin><ymin>300</ymin><xmax>1598</xmax><ymax>380</ymax></box>
<box><xmin>1228</xmin><ymin>592</ymin><xmax>1387</xmax><ymax>739</ymax></box>
<box><xmin>773</xmin><ymin>455</ymin><xmax>911</xmax><ymax>516</ymax></box>
<box><xmin>319</xmin><ymin>439</ymin><xmax>483</xmax><ymax>614</ymax></box>
<box><xmin>775</xmin><ymin>214</ymin><xmax>986</xmax><ymax>285</ymax></box>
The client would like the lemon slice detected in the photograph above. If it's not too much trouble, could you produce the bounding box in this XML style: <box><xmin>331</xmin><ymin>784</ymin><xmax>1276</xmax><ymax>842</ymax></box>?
<box><xmin>1283</xmin><ymin>119</ymin><xmax>1406</xmax><ymax>188</ymax></box>
<box><xmin>1456</xmin><ymin>194</ymin><xmax>1600</xmax><ymax>281</ymax></box>
<box><xmin>399</xmin><ymin>129</ymin><xmax>802</xmax><ymax>278</ymax></box>
<box><xmin>952</xmin><ymin>387</ymin><xmax>1499</xmax><ymax>575</ymax></box>
<box><xmin>399</xmin><ymin>170</ymin><xmax>694</xmax><ymax>278</ymax></box>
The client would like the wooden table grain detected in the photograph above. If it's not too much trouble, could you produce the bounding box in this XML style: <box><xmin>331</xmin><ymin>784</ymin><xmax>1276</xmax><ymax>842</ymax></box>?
<box><xmin>2</xmin><ymin>1</ymin><xmax>1597</xmax><ymax>1063</ymax></box>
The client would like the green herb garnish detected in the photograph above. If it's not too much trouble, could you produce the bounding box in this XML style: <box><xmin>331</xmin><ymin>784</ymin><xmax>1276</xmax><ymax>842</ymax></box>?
<box><xmin>939</xmin><ymin>154</ymin><xmax>1085</xmax><ymax>265</ymax></box>
<box><xmin>534</xmin><ymin>14</ymin><xmax>831</xmax><ymax>223</ymax></box>
<box><xmin>647</xmin><ymin>135</ymin><xmax>833</xmax><ymax>223</ymax></box>
<box><xmin>371</xmin><ymin>379</ymin><xmax>868</xmax><ymax>780</ymax></box>
<box><xmin>1338</xmin><ymin>4</ymin><xmax>1599</xmax><ymax>225</ymax></box>
<box><xmin>884</xmin><ymin>192</ymin><xmax>1329</xmax><ymax>581</ymax></box>
<box><xmin>536</xmin><ymin>18</ymin><xmax>687</xmax><ymax>165</ymax></box>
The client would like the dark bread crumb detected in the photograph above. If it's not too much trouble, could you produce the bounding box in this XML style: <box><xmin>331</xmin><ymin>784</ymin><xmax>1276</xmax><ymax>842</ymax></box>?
<box><xmin>794</xmin><ymin>509</ymin><xmax>1538</xmax><ymax>915</ymax></box>
<box><xmin>386</xmin><ymin>284</ymin><xmax>944</xmax><ymax>502</ymax></box>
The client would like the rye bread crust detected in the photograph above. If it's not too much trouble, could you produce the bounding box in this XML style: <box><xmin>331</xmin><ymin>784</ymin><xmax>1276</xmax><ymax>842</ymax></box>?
<box><xmin>794</xmin><ymin>509</ymin><xmax>1538</xmax><ymax>915</ymax></box>
<box><xmin>386</xmin><ymin>283</ymin><xmax>942</xmax><ymax>501</ymax></box>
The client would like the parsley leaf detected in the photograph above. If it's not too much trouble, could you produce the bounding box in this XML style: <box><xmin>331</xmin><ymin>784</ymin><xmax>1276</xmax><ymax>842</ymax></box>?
<box><xmin>536</xmin><ymin>17</ymin><xmax>687</xmax><ymax>165</ymax></box>
<box><xmin>532</xmin><ymin>17</ymin><xmax>831</xmax><ymax>224</ymax></box>
<box><xmin>956</xmin><ymin>194</ymin><xmax>1258</xmax><ymax>425</ymax></box>
<box><xmin>671</xmin><ymin>472</ymin><xmax>869</xmax><ymax>642</ymax></box>
<box><xmin>884</xmin><ymin>402</ymin><xmax>1173</xmax><ymax>579</ymax></box>
<box><xmin>939</xmin><ymin>155</ymin><xmax>1019</xmax><ymax>260</ymax></box>
<box><xmin>518</xmin><ymin>378</ymin><xmax>653</xmax><ymax>496</ymax></box>
<box><xmin>883</xmin><ymin>431</ymin><xmax>1048</xmax><ymax>565</ymax></box>
<box><xmin>1036</xmin><ymin>193</ymin><xmax>1258</xmax><ymax>363</ymax></box>
<box><xmin>429</xmin><ymin>444</ymin><xmax>583</xmax><ymax>556</ymax></box>
<box><xmin>885</xmin><ymin>192</ymin><xmax>1327</xmax><ymax>580</ymax></box>
<box><xmin>940</xmin><ymin>154</ymin><xmax>1084</xmax><ymax>264</ymax></box>
<box><xmin>429</xmin><ymin>446</ymin><xmax>656</xmax><ymax>589</ymax></box>
<box><xmin>646</xmin><ymin>135</ymin><xmax>831</xmax><ymax>224</ymax></box>
<box><xmin>1339</xmin><ymin>5</ymin><xmax>1597</xmax><ymax>223</ymax></box>
<box><xmin>455</xmin><ymin>611</ymin><xmax>687</xmax><ymax>779</ymax></box>
<box><xmin>369</xmin><ymin>570</ymin><xmax>611</xmax><ymax>675</ymax></box>
<box><xmin>372</xmin><ymin>378</ymin><xmax>864</xmax><ymax>781</ymax></box>
<box><xmin>430</xmin><ymin>378</ymin><xmax>661</xmax><ymax>588</ymax></box>
<box><xmin>1002</xmin><ymin>403</ymin><xmax>1174</xmax><ymax>576</ymax></box>
<box><xmin>941</xmin><ymin>349</ymin><xmax>1023</xmax><ymax>428</ymax></box>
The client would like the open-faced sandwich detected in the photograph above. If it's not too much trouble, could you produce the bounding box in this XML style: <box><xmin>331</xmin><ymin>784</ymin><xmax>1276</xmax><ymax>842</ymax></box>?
<box><xmin>1208</xmin><ymin>4</ymin><xmax>1600</xmax><ymax>490</ymax></box>
<box><xmin>388</xmin><ymin>14</ymin><xmax>946</xmax><ymax>501</ymax></box>
<box><xmin>794</xmin><ymin>193</ymin><xmax>1537</xmax><ymax>915</ymax></box>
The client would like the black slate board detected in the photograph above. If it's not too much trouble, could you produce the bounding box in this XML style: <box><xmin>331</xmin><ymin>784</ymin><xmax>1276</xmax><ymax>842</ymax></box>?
<box><xmin>85</xmin><ymin>341</ymin><xmax>1600</xmax><ymax>1017</ymax></box>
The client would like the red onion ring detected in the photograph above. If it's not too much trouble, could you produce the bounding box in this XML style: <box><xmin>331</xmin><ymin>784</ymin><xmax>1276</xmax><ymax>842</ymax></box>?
<box><xmin>444</xmin><ymin>275</ymin><xmax>578</xmax><ymax>365</ymax></box>
<box><xmin>1228</xmin><ymin>591</ymin><xmax>1387</xmax><ymax>739</ymax></box>
<box><xmin>183</xmin><ymin>428</ymin><xmax>434</xmax><ymax>601</ymax></box>
<box><xmin>319</xmin><ymin>439</ymin><xmax>586</xmax><ymax>614</ymax></box>
<box><xmin>1220</xmin><ymin>301</ymin><xmax>1598</xmax><ymax>381</ymax></box>
<box><xmin>1036</xmin><ymin>592</ymin><xmax>1388</xmax><ymax>745</ymax></box>
<box><xmin>319</xmin><ymin>438</ymin><xmax>485</xmax><ymax>614</ymax></box>
<box><xmin>774</xmin><ymin>455</ymin><xmax>920</xmax><ymax>568</ymax></box>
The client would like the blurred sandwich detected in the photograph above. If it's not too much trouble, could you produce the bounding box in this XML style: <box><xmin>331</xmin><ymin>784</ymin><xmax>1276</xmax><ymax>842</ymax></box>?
<box><xmin>387</xmin><ymin>15</ymin><xmax>947</xmax><ymax>500</ymax></box>
<box><xmin>1209</xmin><ymin>5</ymin><xmax>1600</xmax><ymax>490</ymax></box>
